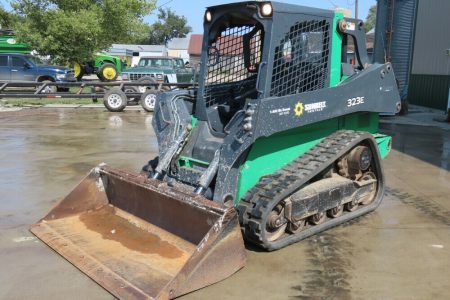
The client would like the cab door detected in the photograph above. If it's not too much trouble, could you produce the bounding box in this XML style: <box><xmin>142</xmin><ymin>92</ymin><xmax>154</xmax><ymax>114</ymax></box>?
<box><xmin>174</xmin><ymin>59</ymin><xmax>194</xmax><ymax>83</ymax></box>
<box><xmin>11</xmin><ymin>56</ymin><xmax>35</xmax><ymax>81</ymax></box>
<box><xmin>0</xmin><ymin>55</ymin><xmax>11</xmax><ymax>81</ymax></box>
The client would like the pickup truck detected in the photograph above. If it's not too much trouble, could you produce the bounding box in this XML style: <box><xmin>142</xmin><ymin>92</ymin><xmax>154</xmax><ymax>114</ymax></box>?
<box><xmin>0</xmin><ymin>53</ymin><xmax>76</xmax><ymax>92</ymax></box>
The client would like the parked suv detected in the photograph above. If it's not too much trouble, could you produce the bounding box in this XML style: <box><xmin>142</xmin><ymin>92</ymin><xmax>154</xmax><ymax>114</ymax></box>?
<box><xmin>0</xmin><ymin>53</ymin><xmax>76</xmax><ymax>91</ymax></box>
<box><xmin>121</xmin><ymin>56</ymin><xmax>195</xmax><ymax>84</ymax></box>
<box><xmin>115</xmin><ymin>57</ymin><xmax>196</xmax><ymax>112</ymax></box>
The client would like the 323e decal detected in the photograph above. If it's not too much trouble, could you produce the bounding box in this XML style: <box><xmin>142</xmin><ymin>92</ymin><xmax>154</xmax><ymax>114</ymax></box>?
<box><xmin>347</xmin><ymin>96</ymin><xmax>365</xmax><ymax>107</ymax></box>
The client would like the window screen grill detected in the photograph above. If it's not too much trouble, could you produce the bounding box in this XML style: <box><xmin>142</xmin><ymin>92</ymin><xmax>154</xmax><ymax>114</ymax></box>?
<box><xmin>270</xmin><ymin>20</ymin><xmax>330</xmax><ymax>97</ymax></box>
<box><xmin>204</xmin><ymin>25</ymin><xmax>263</xmax><ymax>107</ymax></box>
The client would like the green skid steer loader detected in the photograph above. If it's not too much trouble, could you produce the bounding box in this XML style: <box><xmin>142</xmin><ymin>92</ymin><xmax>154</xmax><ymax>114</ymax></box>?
<box><xmin>31</xmin><ymin>1</ymin><xmax>400</xmax><ymax>299</ymax></box>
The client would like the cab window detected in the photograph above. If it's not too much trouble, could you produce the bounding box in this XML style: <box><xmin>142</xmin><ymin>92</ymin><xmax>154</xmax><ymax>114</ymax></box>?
<box><xmin>173</xmin><ymin>59</ymin><xmax>183</xmax><ymax>68</ymax></box>
<box><xmin>158</xmin><ymin>59</ymin><xmax>172</xmax><ymax>67</ymax></box>
<box><xmin>12</xmin><ymin>57</ymin><xmax>26</xmax><ymax>68</ymax></box>
<box><xmin>139</xmin><ymin>58</ymin><xmax>173</xmax><ymax>68</ymax></box>
<box><xmin>0</xmin><ymin>56</ymin><xmax>8</xmax><ymax>67</ymax></box>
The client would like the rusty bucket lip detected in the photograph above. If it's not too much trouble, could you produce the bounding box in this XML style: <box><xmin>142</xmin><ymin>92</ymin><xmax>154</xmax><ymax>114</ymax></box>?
<box><xmin>37</xmin><ymin>163</ymin><xmax>231</xmax><ymax>223</ymax></box>
<box><xmin>98</xmin><ymin>164</ymin><xmax>230</xmax><ymax>215</ymax></box>
<box><xmin>30</xmin><ymin>163</ymin><xmax>246</xmax><ymax>300</ymax></box>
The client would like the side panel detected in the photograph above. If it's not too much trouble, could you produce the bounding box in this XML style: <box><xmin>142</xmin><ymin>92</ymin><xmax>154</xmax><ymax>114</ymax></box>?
<box><xmin>253</xmin><ymin>63</ymin><xmax>398</xmax><ymax>139</ymax></box>
<box><xmin>237</xmin><ymin>118</ymin><xmax>338</xmax><ymax>202</ymax></box>
<box><xmin>330</xmin><ymin>12</ymin><xmax>344</xmax><ymax>87</ymax></box>
<box><xmin>236</xmin><ymin>112</ymin><xmax>381</xmax><ymax>202</ymax></box>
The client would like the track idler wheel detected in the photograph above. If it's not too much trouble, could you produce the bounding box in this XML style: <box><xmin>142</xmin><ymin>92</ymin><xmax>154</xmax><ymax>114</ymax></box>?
<box><xmin>266</xmin><ymin>204</ymin><xmax>287</xmax><ymax>242</ymax></box>
<box><xmin>286</xmin><ymin>219</ymin><xmax>306</xmax><ymax>234</ymax></box>
<box><xmin>345</xmin><ymin>199</ymin><xmax>359</xmax><ymax>212</ymax></box>
<box><xmin>327</xmin><ymin>204</ymin><xmax>344</xmax><ymax>218</ymax></box>
<box><xmin>359</xmin><ymin>172</ymin><xmax>377</xmax><ymax>205</ymax></box>
<box><xmin>309</xmin><ymin>212</ymin><xmax>326</xmax><ymax>225</ymax></box>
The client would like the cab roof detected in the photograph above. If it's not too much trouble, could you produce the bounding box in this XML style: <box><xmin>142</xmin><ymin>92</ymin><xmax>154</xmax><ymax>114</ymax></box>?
<box><xmin>206</xmin><ymin>1</ymin><xmax>334</xmax><ymax>18</ymax></box>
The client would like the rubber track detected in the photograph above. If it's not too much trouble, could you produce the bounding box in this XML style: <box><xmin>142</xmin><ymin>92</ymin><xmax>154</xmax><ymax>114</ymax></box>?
<box><xmin>237</xmin><ymin>130</ymin><xmax>376</xmax><ymax>250</ymax></box>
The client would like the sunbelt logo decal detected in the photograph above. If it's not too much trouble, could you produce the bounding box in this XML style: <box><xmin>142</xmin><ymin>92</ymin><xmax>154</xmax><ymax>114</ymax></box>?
<box><xmin>294</xmin><ymin>101</ymin><xmax>327</xmax><ymax>117</ymax></box>
<box><xmin>294</xmin><ymin>102</ymin><xmax>304</xmax><ymax>116</ymax></box>
<box><xmin>305</xmin><ymin>101</ymin><xmax>327</xmax><ymax>112</ymax></box>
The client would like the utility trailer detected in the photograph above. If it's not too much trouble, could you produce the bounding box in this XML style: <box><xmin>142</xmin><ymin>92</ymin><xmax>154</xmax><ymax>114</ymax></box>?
<box><xmin>0</xmin><ymin>80</ymin><xmax>197</xmax><ymax>112</ymax></box>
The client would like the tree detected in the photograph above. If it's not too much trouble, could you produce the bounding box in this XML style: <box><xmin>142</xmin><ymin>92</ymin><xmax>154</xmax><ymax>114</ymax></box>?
<box><xmin>0</xmin><ymin>6</ymin><xmax>19</xmax><ymax>29</ymax></box>
<box><xmin>147</xmin><ymin>8</ymin><xmax>192</xmax><ymax>45</ymax></box>
<box><xmin>11</xmin><ymin>0</ymin><xmax>156</xmax><ymax>63</ymax></box>
<box><xmin>364</xmin><ymin>5</ymin><xmax>377</xmax><ymax>32</ymax></box>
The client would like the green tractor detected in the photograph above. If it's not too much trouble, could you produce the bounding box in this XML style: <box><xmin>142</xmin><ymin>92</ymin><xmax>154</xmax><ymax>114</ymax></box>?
<box><xmin>74</xmin><ymin>53</ymin><xmax>124</xmax><ymax>81</ymax></box>
<box><xmin>32</xmin><ymin>2</ymin><xmax>400</xmax><ymax>299</ymax></box>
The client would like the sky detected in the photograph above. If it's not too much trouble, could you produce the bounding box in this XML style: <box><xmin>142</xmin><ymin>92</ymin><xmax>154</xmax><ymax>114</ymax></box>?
<box><xmin>146</xmin><ymin>0</ymin><xmax>377</xmax><ymax>34</ymax></box>
<box><xmin>0</xmin><ymin>0</ymin><xmax>376</xmax><ymax>35</ymax></box>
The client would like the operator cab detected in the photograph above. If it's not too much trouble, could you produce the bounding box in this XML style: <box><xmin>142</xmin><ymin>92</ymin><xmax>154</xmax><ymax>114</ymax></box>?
<box><xmin>198</xmin><ymin>4</ymin><xmax>268</xmax><ymax>134</ymax></box>
<box><xmin>180</xmin><ymin>1</ymin><xmax>335</xmax><ymax>164</ymax></box>
<box><xmin>196</xmin><ymin>2</ymin><xmax>335</xmax><ymax>135</ymax></box>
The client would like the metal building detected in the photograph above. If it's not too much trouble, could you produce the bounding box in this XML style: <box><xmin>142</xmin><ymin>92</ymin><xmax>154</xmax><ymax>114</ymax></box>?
<box><xmin>167</xmin><ymin>38</ymin><xmax>190</xmax><ymax>63</ymax></box>
<box><xmin>374</xmin><ymin>0</ymin><xmax>450</xmax><ymax>110</ymax></box>
<box><xmin>110</xmin><ymin>44</ymin><xmax>167</xmax><ymax>67</ymax></box>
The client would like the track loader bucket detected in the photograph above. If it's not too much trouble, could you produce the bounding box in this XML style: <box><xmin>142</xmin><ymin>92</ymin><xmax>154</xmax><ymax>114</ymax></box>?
<box><xmin>30</xmin><ymin>164</ymin><xmax>246</xmax><ymax>299</ymax></box>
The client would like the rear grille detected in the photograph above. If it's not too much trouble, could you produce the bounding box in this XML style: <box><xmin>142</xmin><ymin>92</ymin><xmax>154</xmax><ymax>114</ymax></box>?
<box><xmin>270</xmin><ymin>20</ymin><xmax>330</xmax><ymax>97</ymax></box>
<box><xmin>130</xmin><ymin>73</ymin><xmax>156</xmax><ymax>81</ymax></box>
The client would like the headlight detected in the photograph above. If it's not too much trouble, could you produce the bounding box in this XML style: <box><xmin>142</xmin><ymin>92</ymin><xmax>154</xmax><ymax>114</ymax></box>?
<box><xmin>205</xmin><ymin>10</ymin><xmax>212</xmax><ymax>22</ymax></box>
<box><xmin>156</xmin><ymin>74</ymin><xmax>163</xmax><ymax>80</ymax></box>
<box><xmin>56</xmin><ymin>73</ymin><xmax>66</xmax><ymax>79</ymax></box>
<box><xmin>261</xmin><ymin>3</ymin><xmax>273</xmax><ymax>17</ymax></box>
<box><xmin>122</xmin><ymin>73</ymin><xmax>129</xmax><ymax>80</ymax></box>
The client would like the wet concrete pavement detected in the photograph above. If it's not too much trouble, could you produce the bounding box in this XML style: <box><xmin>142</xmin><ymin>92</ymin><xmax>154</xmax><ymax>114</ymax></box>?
<box><xmin>1</xmin><ymin>108</ymin><xmax>449</xmax><ymax>299</ymax></box>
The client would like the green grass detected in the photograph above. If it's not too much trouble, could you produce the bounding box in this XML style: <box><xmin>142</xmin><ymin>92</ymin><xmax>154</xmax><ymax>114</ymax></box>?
<box><xmin>1</xmin><ymin>98</ymin><xmax>98</xmax><ymax>106</ymax></box>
